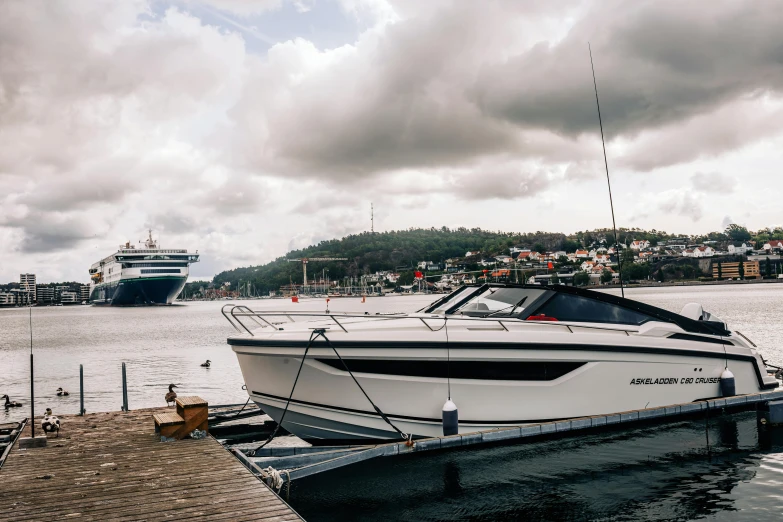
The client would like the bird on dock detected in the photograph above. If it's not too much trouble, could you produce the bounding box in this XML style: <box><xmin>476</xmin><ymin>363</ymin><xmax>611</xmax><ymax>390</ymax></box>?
<box><xmin>41</xmin><ymin>408</ymin><xmax>60</xmax><ymax>437</ymax></box>
<box><xmin>200</xmin><ymin>359</ymin><xmax>211</xmax><ymax>368</ymax></box>
<box><xmin>2</xmin><ymin>395</ymin><xmax>22</xmax><ymax>408</ymax></box>
<box><xmin>165</xmin><ymin>384</ymin><xmax>178</xmax><ymax>406</ymax></box>
<box><xmin>56</xmin><ymin>387</ymin><xmax>70</xmax><ymax>397</ymax></box>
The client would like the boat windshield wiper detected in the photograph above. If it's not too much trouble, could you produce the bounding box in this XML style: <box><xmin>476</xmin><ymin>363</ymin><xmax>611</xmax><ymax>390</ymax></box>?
<box><xmin>484</xmin><ymin>296</ymin><xmax>528</xmax><ymax>318</ymax></box>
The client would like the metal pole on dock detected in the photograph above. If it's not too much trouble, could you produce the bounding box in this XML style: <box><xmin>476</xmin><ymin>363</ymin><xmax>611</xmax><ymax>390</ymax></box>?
<box><xmin>79</xmin><ymin>364</ymin><xmax>85</xmax><ymax>416</ymax></box>
<box><xmin>121</xmin><ymin>362</ymin><xmax>129</xmax><ymax>412</ymax></box>
<box><xmin>29</xmin><ymin>308</ymin><xmax>35</xmax><ymax>437</ymax></box>
<box><xmin>30</xmin><ymin>353</ymin><xmax>35</xmax><ymax>437</ymax></box>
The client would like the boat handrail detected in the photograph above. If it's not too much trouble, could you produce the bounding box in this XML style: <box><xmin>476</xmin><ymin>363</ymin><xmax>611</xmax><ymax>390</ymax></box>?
<box><xmin>221</xmin><ymin>305</ymin><xmax>634</xmax><ymax>337</ymax></box>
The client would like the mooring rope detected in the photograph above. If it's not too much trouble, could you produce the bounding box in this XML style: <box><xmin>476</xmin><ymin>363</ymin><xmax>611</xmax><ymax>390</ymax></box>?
<box><xmin>249</xmin><ymin>328</ymin><xmax>409</xmax><ymax>456</ymax></box>
<box><xmin>249</xmin><ymin>329</ymin><xmax>321</xmax><ymax>455</ymax></box>
<box><xmin>315</xmin><ymin>329</ymin><xmax>410</xmax><ymax>442</ymax></box>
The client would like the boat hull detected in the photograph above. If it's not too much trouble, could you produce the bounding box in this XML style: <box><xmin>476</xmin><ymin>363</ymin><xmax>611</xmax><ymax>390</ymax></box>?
<box><xmin>90</xmin><ymin>276</ymin><xmax>187</xmax><ymax>305</ymax></box>
<box><xmin>233</xmin><ymin>341</ymin><xmax>769</xmax><ymax>443</ymax></box>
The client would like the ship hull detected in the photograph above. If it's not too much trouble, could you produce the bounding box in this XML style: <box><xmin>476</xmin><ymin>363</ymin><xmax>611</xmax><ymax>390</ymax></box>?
<box><xmin>90</xmin><ymin>276</ymin><xmax>187</xmax><ymax>305</ymax></box>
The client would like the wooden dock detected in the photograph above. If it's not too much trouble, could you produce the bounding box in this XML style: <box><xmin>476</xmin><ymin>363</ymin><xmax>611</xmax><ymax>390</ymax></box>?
<box><xmin>0</xmin><ymin>407</ymin><xmax>304</xmax><ymax>522</ymax></box>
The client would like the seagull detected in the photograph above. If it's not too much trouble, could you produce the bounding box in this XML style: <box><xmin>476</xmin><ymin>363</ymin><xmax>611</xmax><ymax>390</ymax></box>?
<box><xmin>41</xmin><ymin>408</ymin><xmax>60</xmax><ymax>437</ymax></box>
<box><xmin>2</xmin><ymin>395</ymin><xmax>22</xmax><ymax>408</ymax></box>
<box><xmin>165</xmin><ymin>384</ymin><xmax>178</xmax><ymax>406</ymax></box>
<box><xmin>200</xmin><ymin>360</ymin><xmax>211</xmax><ymax>368</ymax></box>
<box><xmin>56</xmin><ymin>387</ymin><xmax>70</xmax><ymax>397</ymax></box>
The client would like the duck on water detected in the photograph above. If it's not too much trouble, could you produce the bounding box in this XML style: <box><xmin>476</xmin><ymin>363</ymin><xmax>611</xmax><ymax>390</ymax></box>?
<box><xmin>2</xmin><ymin>395</ymin><xmax>22</xmax><ymax>408</ymax></box>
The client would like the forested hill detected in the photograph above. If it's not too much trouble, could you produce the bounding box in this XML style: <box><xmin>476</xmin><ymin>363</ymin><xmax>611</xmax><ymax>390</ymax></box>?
<box><xmin>209</xmin><ymin>227</ymin><xmax>685</xmax><ymax>294</ymax></box>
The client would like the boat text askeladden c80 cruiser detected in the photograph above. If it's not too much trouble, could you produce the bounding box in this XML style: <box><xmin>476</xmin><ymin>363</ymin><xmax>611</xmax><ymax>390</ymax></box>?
<box><xmin>89</xmin><ymin>230</ymin><xmax>199</xmax><ymax>305</ymax></box>
<box><xmin>224</xmin><ymin>284</ymin><xmax>779</xmax><ymax>443</ymax></box>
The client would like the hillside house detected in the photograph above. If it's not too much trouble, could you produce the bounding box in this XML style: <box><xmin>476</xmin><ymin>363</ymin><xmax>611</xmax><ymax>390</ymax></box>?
<box><xmin>763</xmin><ymin>240</ymin><xmax>783</xmax><ymax>253</ymax></box>
<box><xmin>729</xmin><ymin>243</ymin><xmax>753</xmax><ymax>254</ymax></box>
<box><xmin>630</xmin><ymin>240</ymin><xmax>651</xmax><ymax>250</ymax></box>
<box><xmin>575</xmin><ymin>250</ymin><xmax>589</xmax><ymax>259</ymax></box>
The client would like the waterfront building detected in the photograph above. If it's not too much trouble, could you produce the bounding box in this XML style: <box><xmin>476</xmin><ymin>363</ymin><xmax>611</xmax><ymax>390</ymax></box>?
<box><xmin>0</xmin><ymin>292</ymin><xmax>15</xmax><ymax>306</ymax></box>
<box><xmin>79</xmin><ymin>284</ymin><xmax>90</xmax><ymax>301</ymax></box>
<box><xmin>60</xmin><ymin>291</ymin><xmax>78</xmax><ymax>304</ymax></box>
<box><xmin>36</xmin><ymin>285</ymin><xmax>55</xmax><ymax>304</ymax></box>
<box><xmin>10</xmin><ymin>288</ymin><xmax>31</xmax><ymax>305</ymax></box>
<box><xmin>712</xmin><ymin>261</ymin><xmax>761</xmax><ymax>279</ymax></box>
<box><xmin>20</xmin><ymin>273</ymin><xmax>36</xmax><ymax>301</ymax></box>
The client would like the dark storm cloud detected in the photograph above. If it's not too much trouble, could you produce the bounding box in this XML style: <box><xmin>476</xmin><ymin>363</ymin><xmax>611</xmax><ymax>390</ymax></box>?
<box><xmin>233</xmin><ymin>0</ymin><xmax>783</xmax><ymax>180</ymax></box>
<box><xmin>474</xmin><ymin>1</ymin><xmax>783</xmax><ymax>138</ymax></box>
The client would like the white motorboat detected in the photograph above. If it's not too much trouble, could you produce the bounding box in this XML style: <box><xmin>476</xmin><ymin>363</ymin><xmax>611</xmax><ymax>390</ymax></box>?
<box><xmin>224</xmin><ymin>284</ymin><xmax>778</xmax><ymax>444</ymax></box>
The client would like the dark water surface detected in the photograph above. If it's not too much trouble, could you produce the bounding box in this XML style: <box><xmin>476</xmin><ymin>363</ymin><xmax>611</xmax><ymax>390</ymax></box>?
<box><xmin>290</xmin><ymin>412</ymin><xmax>783</xmax><ymax>521</ymax></box>
<box><xmin>2</xmin><ymin>284</ymin><xmax>783</xmax><ymax>520</ymax></box>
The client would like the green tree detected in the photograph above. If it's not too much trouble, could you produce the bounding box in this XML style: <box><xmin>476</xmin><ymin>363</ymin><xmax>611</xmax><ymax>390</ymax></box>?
<box><xmin>738</xmin><ymin>260</ymin><xmax>745</xmax><ymax>280</ymax></box>
<box><xmin>574</xmin><ymin>272</ymin><xmax>590</xmax><ymax>286</ymax></box>
<box><xmin>725</xmin><ymin>223</ymin><xmax>751</xmax><ymax>242</ymax></box>
<box><xmin>656</xmin><ymin>269</ymin><xmax>665</xmax><ymax>283</ymax></box>
<box><xmin>397</xmin><ymin>271</ymin><xmax>414</xmax><ymax>285</ymax></box>
<box><xmin>600</xmin><ymin>269</ymin><xmax>613</xmax><ymax>284</ymax></box>
<box><xmin>682</xmin><ymin>265</ymin><xmax>696</xmax><ymax>279</ymax></box>
<box><xmin>561</xmin><ymin>239</ymin><xmax>581</xmax><ymax>253</ymax></box>
<box><xmin>550</xmin><ymin>272</ymin><xmax>560</xmax><ymax>284</ymax></box>
<box><xmin>533</xmin><ymin>243</ymin><xmax>546</xmax><ymax>254</ymax></box>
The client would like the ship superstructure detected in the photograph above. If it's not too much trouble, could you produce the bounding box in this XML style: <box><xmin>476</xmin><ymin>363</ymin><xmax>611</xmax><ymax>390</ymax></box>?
<box><xmin>89</xmin><ymin>230</ymin><xmax>199</xmax><ymax>305</ymax></box>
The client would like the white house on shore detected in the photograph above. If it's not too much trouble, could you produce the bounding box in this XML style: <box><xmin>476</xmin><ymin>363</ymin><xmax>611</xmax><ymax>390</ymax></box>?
<box><xmin>762</xmin><ymin>240</ymin><xmax>783</xmax><ymax>253</ymax></box>
<box><xmin>728</xmin><ymin>243</ymin><xmax>753</xmax><ymax>255</ymax></box>
<box><xmin>683</xmin><ymin>246</ymin><xmax>714</xmax><ymax>258</ymax></box>
<box><xmin>630</xmin><ymin>240</ymin><xmax>651</xmax><ymax>251</ymax></box>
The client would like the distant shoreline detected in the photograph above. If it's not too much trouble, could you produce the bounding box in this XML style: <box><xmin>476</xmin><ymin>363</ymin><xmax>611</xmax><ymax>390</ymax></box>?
<box><xmin>602</xmin><ymin>278</ymin><xmax>783</xmax><ymax>290</ymax></box>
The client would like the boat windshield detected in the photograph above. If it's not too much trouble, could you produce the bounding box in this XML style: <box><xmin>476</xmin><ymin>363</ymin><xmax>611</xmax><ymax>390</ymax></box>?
<box><xmin>452</xmin><ymin>287</ymin><xmax>547</xmax><ymax>317</ymax></box>
<box><xmin>428</xmin><ymin>286</ymin><xmax>477</xmax><ymax>314</ymax></box>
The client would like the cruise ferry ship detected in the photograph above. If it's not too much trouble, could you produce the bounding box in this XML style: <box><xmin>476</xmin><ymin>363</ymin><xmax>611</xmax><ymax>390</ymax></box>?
<box><xmin>89</xmin><ymin>230</ymin><xmax>199</xmax><ymax>305</ymax></box>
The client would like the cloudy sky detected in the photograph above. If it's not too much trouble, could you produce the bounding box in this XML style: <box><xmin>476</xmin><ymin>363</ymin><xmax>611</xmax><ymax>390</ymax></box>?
<box><xmin>2</xmin><ymin>0</ymin><xmax>782</xmax><ymax>283</ymax></box>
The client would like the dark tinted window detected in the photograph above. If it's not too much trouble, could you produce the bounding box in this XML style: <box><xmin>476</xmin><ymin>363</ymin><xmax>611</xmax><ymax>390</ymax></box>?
<box><xmin>533</xmin><ymin>293</ymin><xmax>653</xmax><ymax>325</ymax></box>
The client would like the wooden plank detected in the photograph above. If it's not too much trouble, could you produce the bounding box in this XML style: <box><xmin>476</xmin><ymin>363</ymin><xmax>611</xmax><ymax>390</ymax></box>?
<box><xmin>176</xmin><ymin>395</ymin><xmax>208</xmax><ymax>408</ymax></box>
<box><xmin>153</xmin><ymin>411</ymin><xmax>185</xmax><ymax>427</ymax></box>
<box><xmin>0</xmin><ymin>407</ymin><xmax>302</xmax><ymax>522</ymax></box>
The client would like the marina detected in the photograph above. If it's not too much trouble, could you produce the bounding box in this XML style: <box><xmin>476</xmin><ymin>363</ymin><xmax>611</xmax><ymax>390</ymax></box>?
<box><xmin>2</xmin><ymin>285</ymin><xmax>783</xmax><ymax>520</ymax></box>
<box><xmin>4</xmin><ymin>3</ymin><xmax>783</xmax><ymax>519</ymax></box>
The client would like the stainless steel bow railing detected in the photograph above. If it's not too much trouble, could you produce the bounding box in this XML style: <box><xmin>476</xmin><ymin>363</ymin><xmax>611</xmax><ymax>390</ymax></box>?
<box><xmin>221</xmin><ymin>304</ymin><xmax>416</xmax><ymax>336</ymax></box>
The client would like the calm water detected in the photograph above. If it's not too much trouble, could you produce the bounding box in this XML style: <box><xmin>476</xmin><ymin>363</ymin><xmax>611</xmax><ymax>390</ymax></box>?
<box><xmin>2</xmin><ymin>284</ymin><xmax>783</xmax><ymax>520</ymax></box>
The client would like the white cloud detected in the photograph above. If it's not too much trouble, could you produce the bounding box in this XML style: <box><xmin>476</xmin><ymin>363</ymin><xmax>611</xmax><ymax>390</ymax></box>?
<box><xmin>2</xmin><ymin>0</ymin><xmax>783</xmax><ymax>282</ymax></box>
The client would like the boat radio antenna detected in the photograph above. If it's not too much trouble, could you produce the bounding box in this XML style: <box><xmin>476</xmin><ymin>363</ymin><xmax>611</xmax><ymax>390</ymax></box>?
<box><xmin>589</xmin><ymin>43</ymin><xmax>624</xmax><ymax>298</ymax></box>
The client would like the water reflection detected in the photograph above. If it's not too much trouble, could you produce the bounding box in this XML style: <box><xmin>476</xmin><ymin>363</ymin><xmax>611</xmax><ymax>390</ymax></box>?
<box><xmin>290</xmin><ymin>412</ymin><xmax>783</xmax><ymax>521</ymax></box>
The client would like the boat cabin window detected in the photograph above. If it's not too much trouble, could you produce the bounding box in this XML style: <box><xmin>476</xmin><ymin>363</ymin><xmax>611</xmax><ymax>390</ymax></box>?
<box><xmin>530</xmin><ymin>293</ymin><xmax>653</xmax><ymax>326</ymax></box>
<box><xmin>453</xmin><ymin>287</ymin><xmax>547</xmax><ymax>317</ymax></box>
<box><xmin>428</xmin><ymin>286</ymin><xmax>476</xmax><ymax>314</ymax></box>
